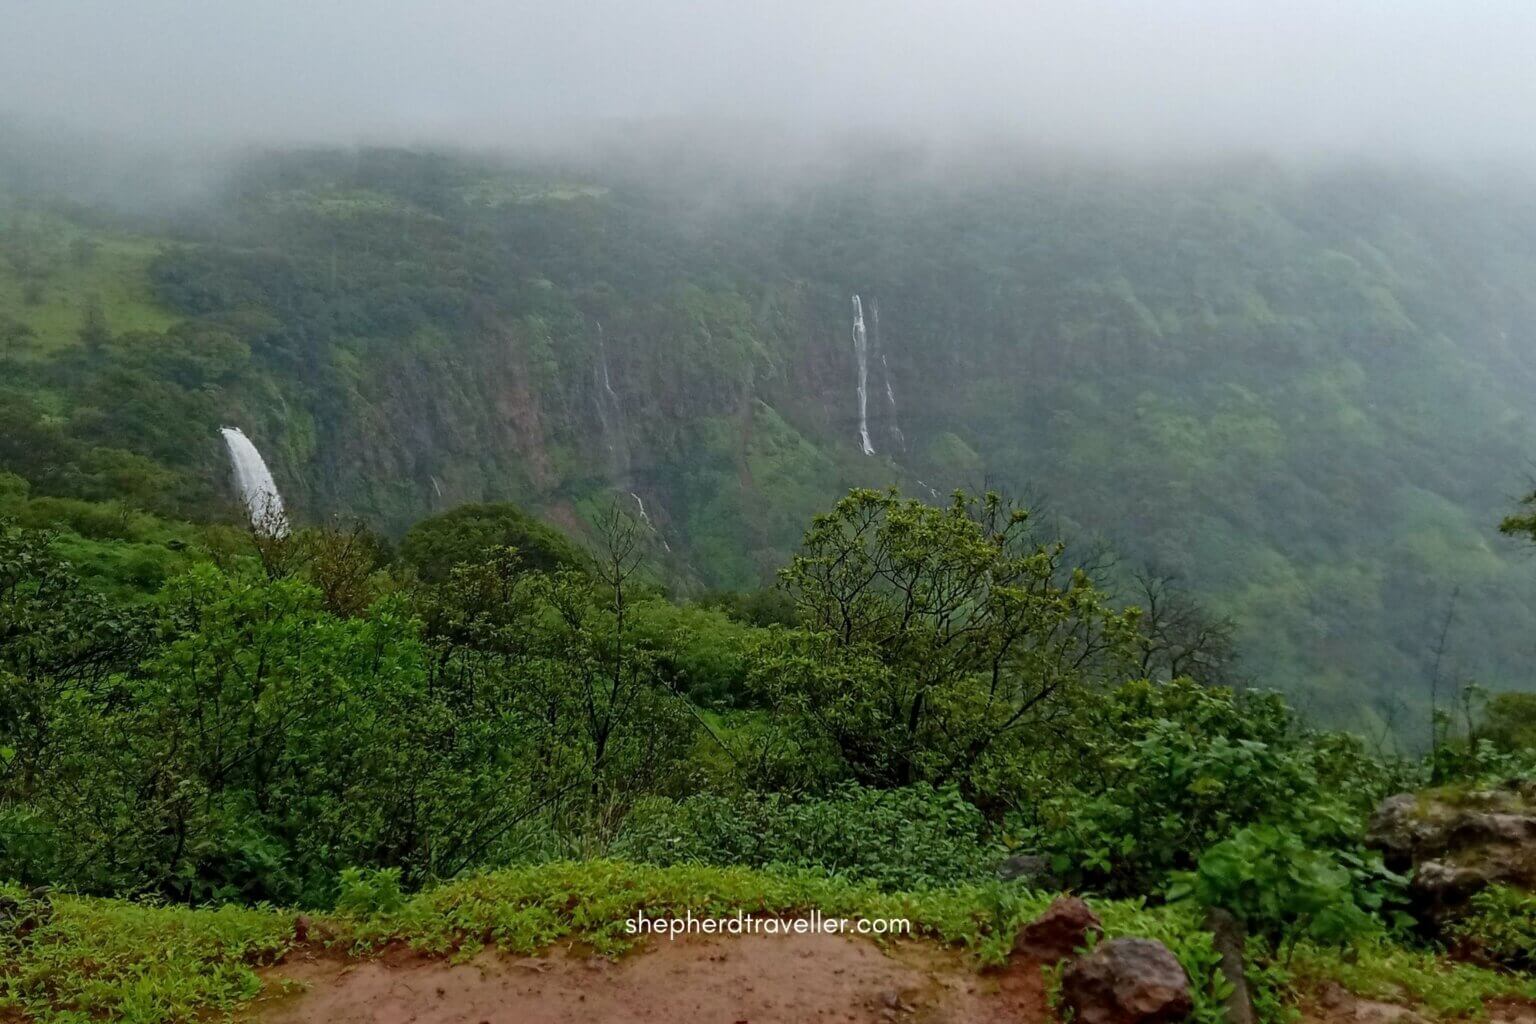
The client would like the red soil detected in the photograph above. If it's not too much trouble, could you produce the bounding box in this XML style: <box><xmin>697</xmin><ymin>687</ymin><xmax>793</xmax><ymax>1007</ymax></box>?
<box><xmin>256</xmin><ymin>932</ymin><xmax>1050</xmax><ymax>1024</ymax></box>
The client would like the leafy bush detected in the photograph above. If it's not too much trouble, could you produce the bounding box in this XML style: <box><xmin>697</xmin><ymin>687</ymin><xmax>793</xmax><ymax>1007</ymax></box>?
<box><xmin>1448</xmin><ymin>884</ymin><xmax>1536</xmax><ymax>969</ymax></box>
<box><xmin>612</xmin><ymin>784</ymin><xmax>1001</xmax><ymax>890</ymax></box>
<box><xmin>1171</xmin><ymin>825</ymin><xmax>1404</xmax><ymax>945</ymax></box>
<box><xmin>335</xmin><ymin>867</ymin><xmax>407</xmax><ymax>917</ymax></box>
<box><xmin>1023</xmin><ymin>681</ymin><xmax>1391</xmax><ymax>897</ymax></box>
<box><xmin>398</xmin><ymin>502</ymin><xmax>586</xmax><ymax>581</ymax></box>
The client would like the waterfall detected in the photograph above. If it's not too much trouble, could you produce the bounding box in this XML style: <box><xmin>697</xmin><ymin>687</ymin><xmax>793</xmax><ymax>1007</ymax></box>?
<box><xmin>219</xmin><ymin>427</ymin><xmax>288</xmax><ymax>537</ymax></box>
<box><xmin>870</xmin><ymin>299</ymin><xmax>905</xmax><ymax>451</ymax></box>
<box><xmin>593</xmin><ymin>322</ymin><xmax>630</xmax><ymax>477</ymax></box>
<box><xmin>630</xmin><ymin>491</ymin><xmax>671</xmax><ymax>552</ymax></box>
<box><xmin>851</xmin><ymin>295</ymin><xmax>875</xmax><ymax>455</ymax></box>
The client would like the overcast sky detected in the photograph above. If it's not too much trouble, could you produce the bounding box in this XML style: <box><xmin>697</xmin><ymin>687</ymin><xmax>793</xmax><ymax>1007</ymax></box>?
<box><xmin>3</xmin><ymin>1</ymin><xmax>1535</xmax><ymax>165</ymax></box>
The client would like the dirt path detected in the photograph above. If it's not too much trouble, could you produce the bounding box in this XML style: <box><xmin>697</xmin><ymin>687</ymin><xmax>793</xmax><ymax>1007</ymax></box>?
<box><xmin>255</xmin><ymin>932</ymin><xmax>1049</xmax><ymax>1024</ymax></box>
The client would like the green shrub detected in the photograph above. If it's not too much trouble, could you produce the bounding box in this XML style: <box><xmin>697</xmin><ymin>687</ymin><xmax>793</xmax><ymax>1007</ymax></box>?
<box><xmin>1170</xmin><ymin>824</ymin><xmax>1405</xmax><ymax>945</ymax></box>
<box><xmin>612</xmin><ymin>784</ymin><xmax>1001</xmax><ymax>890</ymax></box>
<box><xmin>398</xmin><ymin>502</ymin><xmax>586</xmax><ymax>581</ymax></box>
<box><xmin>335</xmin><ymin>867</ymin><xmax>407</xmax><ymax>917</ymax></box>
<box><xmin>1023</xmin><ymin>681</ymin><xmax>1392</xmax><ymax>897</ymax></box>
<box><xmin>1449</xmin><ymin>883</ymin><xmax>1536</xmax><ymax>969</ymax></box>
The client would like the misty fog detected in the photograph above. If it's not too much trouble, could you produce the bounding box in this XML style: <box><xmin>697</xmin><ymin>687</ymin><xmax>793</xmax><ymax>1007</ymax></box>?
<box><xmin>3</xmin><ymin>1</ymin><xmax>1536</xmax><ymax>168</ymax></box>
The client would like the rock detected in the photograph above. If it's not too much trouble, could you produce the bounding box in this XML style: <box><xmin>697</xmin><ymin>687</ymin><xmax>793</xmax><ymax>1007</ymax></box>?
<box><xmin>1365</xmin><ymin>786</ymin><xmax>1536</xmax><ymax>933</ymax></box>
<box><xmin>998</xmin><ymin>853</ymin><xmax>1059</xmax><ymax>888</ymax></box>
<box><xmin>1013</xmin><ymin>895</ymin><xmax>1103</xmax><ymax>963</ymax></box>
<box><xmin>1204</xmin><ymin>907</ymin><xmax>1254</xmax><ymax>1024</ymax></box>
<box><xmin>1309</xmin><ymin>981</ymin><xmax>1428</xmax><ymax>1024</ymax></box>
<box><xmin>0</xmin><ymin>886</ymin><xmax>52</xmax><ymax>944</ymax></box>
<box><xmin>1316</xmin><ymin>982</ymin><xmax>1353</xmax><ymax>1010</ymax></box>
<box><xmin>1351</xmin><ymin>1000</ymin><xmax>1429</xmax><ymax>1024</ymax></box>
<box><xmin>1061</xmin><ymin>937</ymin><xmax>1193</xmax><ymax>1024</ymax></box>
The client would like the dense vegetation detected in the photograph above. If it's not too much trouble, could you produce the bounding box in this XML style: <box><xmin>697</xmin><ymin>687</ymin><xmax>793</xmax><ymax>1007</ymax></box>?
<box><xmin>3</xmin><ymin>475</ymin><xmax>1536</xmax><ymax>1021</ymax></box>
<box><xmin>5</xmin><ymin>141</ymin><xmax>1536</xmax><ymax>726</ymax></box>
<box><xmin>5</xmin><ymin>137</ymin><xmax>1536</xmax><ymax>1022</ymax></box>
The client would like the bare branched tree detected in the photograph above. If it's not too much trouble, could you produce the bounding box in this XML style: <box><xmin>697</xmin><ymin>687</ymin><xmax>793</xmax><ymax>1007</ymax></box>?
<box><xmin>1130</xmin><ymin>568</ymin><xmax>1242</xmax><ymax>687</ymax></box>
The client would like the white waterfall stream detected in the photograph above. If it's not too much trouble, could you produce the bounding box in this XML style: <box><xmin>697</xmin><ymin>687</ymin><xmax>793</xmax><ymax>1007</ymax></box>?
<box><xmin>219</xmin><ymin>427</ymin><xmax>288</xmax><ymax>537</ymax></box>
<box><xmin>630</xmin><ymin>492</ymin><xmax>671</xmax><ymax>552</ymax></box>
<box><xmin>870</xmin><ymin>299</ymin><xmax>905</xmax><ymax>451</ymax></box>
<box><xmin>593</xmin><ymin>322</ymin><xmax>631</xmax><ymax>475</ymax></box>
<box><xmin>851</xmin><ymin>295</ymin><xmax>875</xmax><ymax>455</ymax></box>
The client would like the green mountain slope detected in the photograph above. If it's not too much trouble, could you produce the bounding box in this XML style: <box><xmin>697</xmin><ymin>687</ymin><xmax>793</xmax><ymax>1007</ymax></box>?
<box><xmin>4</xmin><ymin>146</ymin><xmax>1536</xmax><ymax>721</ymax></box>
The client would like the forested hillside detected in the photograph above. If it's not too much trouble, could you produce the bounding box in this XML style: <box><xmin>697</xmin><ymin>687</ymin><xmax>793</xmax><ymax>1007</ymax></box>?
<box><xmin>5</xmin><ymin>141</ymin><xmax>1536</xmax><ymax>722</ymax></box>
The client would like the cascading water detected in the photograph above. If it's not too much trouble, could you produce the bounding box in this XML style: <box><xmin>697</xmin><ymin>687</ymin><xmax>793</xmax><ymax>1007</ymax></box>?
<box><xmin>593</xmin><ymin>322</ymin><xmax>631</xmax><ymax>476</ymax></box>
<box><xmin>219</xmin><ymin>427</ymin><xmax>288</xmax><ymax>537</ymax></box>
<box><xmin>870</xmin><ymin>299</ymin><xmax>905</xmax><ymax>451</ymax></box>
<box><xmin>630</xmin><ymin>491</ymin><xmax>671</xmax><ymax>552</ymax></box>
<box><xmin>851</xmin><ymin>295</ymin><xmax>875</xmax><ymax>455</ymax></box>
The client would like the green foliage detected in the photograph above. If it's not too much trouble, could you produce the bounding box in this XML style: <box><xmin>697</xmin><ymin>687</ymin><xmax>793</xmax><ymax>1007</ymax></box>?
<box><xmin>2</xmin><ymin>529</ymin><xmax>696</xmax><ymax>902</ymax></box>
<box><xmin>1089</xmin><ymin>899</ymin><xmax>1235</xmax><ymax>1024</ymax></box>
<box><xmin>4</xmin><ymin>860</ymin><xmax>1258</xmax><ymax>1022</ymax></box>
<box><xmin>334</xmin><ymin>866</ymin><xmax>407</xmax><ymax>918</ymax></box>
<box><xmin>399</xmin><ymin>502</ymin><xmax>587</xmax><ymax>581</ymax></box>
<box><xmin>754</xmin><ymin>488</ymin><xmax>1136</xmax><ymax>799</ymax></box>
<box><xmin>1290</xmin><ymin>937</ymin><xmax>1536</xmax><ymax>1018</ymax></box>
<box><xmin>1475</xmin><ymin>692</ymin><xmax>1536</xmax><ymax>753</ymax></box>
<box><xmin>627</xmin><ymin>597</ymin><xmax>755</xmax><ymax>704</ymax></box>
<box><xmin>1448</xmin><ymin>883</ymin><xmax>1536</xmax><ymax>969</ymax></box>
<box><xmin>12</xmin><ymin>150</ymin><xmax>1536</xmax><ymax>716</ymax></box>
<box><xmin>1171</xmin><ymin>825</ymin><xmax>1403</xmax><ymax>945</ymax></box>
<box><xmin>612</xmin><ymin>784</ymin><xmax>1001</xmax><ymax>890</ymax></box>
<box><xmin>1024</xmin><ymin>680</ymin><xmax>1393</xmax><ymax>897</ymax></box>
<box><xmin>0</xmin><ymin>887</ymin><xmax>291</xmax><ymax>1024</ymax></box>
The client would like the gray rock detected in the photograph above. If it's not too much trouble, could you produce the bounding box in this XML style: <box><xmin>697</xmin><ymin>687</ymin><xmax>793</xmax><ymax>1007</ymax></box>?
<box><xmin>1365</xmin><ymin>788</ymin><xmax>1536</xmax><ymax>935</ymax></box>
<box><xmin>1061</xmin><ymin>937</ymin><xmax>1193</xmax><ymax>1024</ymax></box>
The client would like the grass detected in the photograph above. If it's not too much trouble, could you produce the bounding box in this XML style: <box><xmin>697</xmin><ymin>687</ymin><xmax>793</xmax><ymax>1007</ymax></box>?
<box><xmin>0</xmin><ymin>861</ymin><xmax>1226</xmax><ymax>1024</ymax></box>
<box><xmin>0</xmin><ymin>207</ymin><xmax>180</xmax><ymax>360</ymax></box>
<box><xmin>4</xmin><ymin>861</ymin><xmax>1532</xmax><ymax>1023</ymax></box>
<box><xmin>0</xmin><ymin>881</ymin><xmax>291</xmax><ymax>1024</ymax></box>
<box><xmin>1</xmin><ymin>491</ymin><xmax>250</xmax><ymax>602</ymax></box>
<box><xmin>1290</xmin><ymin>939</ymin><xmax>1536</xmax><ymax>1018</ymax></box>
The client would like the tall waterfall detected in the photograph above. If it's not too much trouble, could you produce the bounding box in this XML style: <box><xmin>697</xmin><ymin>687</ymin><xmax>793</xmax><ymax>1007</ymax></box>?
<box><xmin>219</xmin><ymin>427</ymin><xmax>288</xmax><ymax>537</ymax></box>
<box><xmin>593</xmin><ymin>322</ymin><xmax>630</xmax><ymax>477</ymax></box>
<box><xmin>851</xmin><ymin>295</ymin><xmax>875</xmax><ymax>455</ymax></box>
<box><xmin>870</xmin><ymin>299</ymin><xmax>905</xmax><ymax>451</ymax></box>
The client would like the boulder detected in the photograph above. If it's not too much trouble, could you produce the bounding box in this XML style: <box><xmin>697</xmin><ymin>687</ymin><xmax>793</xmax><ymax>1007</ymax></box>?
<box><xmin>998</xmin><ymin>853</ymin><xmax>1060</xmax><ymax>888</ymax></box>
<box><xmin>1365</xmin><ymin>783</ymin><xmax>1536</xmax><ymax>932</ymax></box>
<box><xmin>1061</xmin><ymin>937</ymin><xmax>1193</xmax><ymax>1024</ymax></box>
<box><xmin>1012</xmin><ymin>895</ymin><xmax>1103</xmax><ymax>963</ymax></box>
